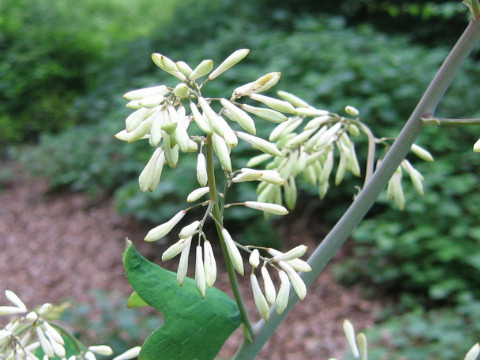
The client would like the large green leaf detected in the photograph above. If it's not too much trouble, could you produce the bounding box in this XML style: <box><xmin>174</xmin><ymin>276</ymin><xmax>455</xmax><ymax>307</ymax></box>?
<box><xmin>123</xmin><ymin>240</ymin><xmax>242</xmax><ymax>360</ymax></box>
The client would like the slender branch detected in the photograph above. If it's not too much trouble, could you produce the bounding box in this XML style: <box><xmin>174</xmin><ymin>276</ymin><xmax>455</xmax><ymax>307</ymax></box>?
<box><xmin>359</xmin><ymin>122</ymin><xmax>376</xmax><ymax>187</ymax></box>
<box><xmin>205</xmin><ymin>136</ymin><xmax>255</xmax><ymax>340</ymax></box>
<box><xmin>233</xmin><ymin>17</ymin><xmax>480</xmax><ymax>360</ymax></box>
<box><xmin>422</xmin><ymin>117</ymin><xmax>480</xmax><ymax>126</ymax></box>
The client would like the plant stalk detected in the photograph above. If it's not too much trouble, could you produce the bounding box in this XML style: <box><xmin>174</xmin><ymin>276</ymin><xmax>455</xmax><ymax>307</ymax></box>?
<box><xmin>233</xmin><ymin>17</ymin><xmax>480</xmax><ymax>360</ymax></box>
<box><xmin>205</xmin><ymin>136</ymin><xmax>255</xmax><ymax>340</ymax></box>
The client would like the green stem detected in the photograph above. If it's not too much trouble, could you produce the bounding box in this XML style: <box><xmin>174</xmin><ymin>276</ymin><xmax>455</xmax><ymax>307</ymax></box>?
<box><xmin>422</xmin><ymin>117</ymin><xmax>480</xmax><ymax>126</ymax></box>
<box><xmin>233</xmin><ymin>17</ymin><xmax>480</xmax><ymax>360</ymax></box>
<box><xmin>205</xmin><ymin>136</ymin><xmax>255</xmax><ymax>340</ymax></box>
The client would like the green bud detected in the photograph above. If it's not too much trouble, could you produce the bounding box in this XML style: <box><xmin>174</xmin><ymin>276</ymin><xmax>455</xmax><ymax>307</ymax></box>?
<box><xmin>175</xmin><ymin>61</ymin><xmax>193</xmax><ymax>77</ymax></box>
<box><xmin>277</xmin><ymin>90</ymin><xmax>310</xmax><ymax>108</ymax></box>
<box><xmin>190</xmin><ymin>102</ymin><xmax>213</xmax><ymax>134</ymax></box>
<box><xmin>411</xmin><ymin>144</ymin><xmax>434</xmax><ymax>162</ymax></box>
<box><xmin>345</xmin><ymin>105</ymin><xmax>360</xmax><ymax>116</ymax></box>
<box><xmin>220</xmin><ymin>98</ymin><xmax>256</xmax><ymax>135</ymax></box>
<box><xmin>173</xmin><ymin>83</ymin><xmax>190</xmax><ymax>98</ymax></box>
<box><xmin>189</xmin><ymin>59</ymin><xmax>214</xmax><ymax>80</ymax></box>
<box><xmin>234</xmin><ymin>72</ymin><xmax>281</xmax><ymax>96</ymax></box>
<box><xmin>240</xmin><ymin>104</ymin><xmax>288</xmax><ymax>123</ymax></box>
<box><xmin>249</xmin><ymin>93</ymin><xmax>296</xmax><ymax>114</ymax></box>
<box><xmin>212</xmin><ymin>134</ymin><xmax>232</xmax><ymax>172</ymax></box>
<box><xmin>236</xmin><ymin>131</ymin><xmax>282</xmax><ymax>157</ymax></box>
<box><xmin>209</xmin><ymin>49</ymin><xmax>250</xmax><ymax>80</ymax></box>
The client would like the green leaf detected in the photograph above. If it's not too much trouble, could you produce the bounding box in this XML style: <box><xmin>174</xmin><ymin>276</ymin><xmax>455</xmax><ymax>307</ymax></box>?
<box><xmin>127</xmin><ymin>291</ymin><xmax>149</xmax><ymax>308</ymax></box>
<box><xmin>123</xmin><ymin>240</ymin><xmax>242</xmax><ymax>360</ymax></box>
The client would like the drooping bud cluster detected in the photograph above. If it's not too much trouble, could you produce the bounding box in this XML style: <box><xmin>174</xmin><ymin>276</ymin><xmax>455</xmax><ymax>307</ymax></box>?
<box><xmin>246</xmin><ymin>245</ymin><xmax>312</xmax><ymax>321</ymax></box>
<box><xmin>0</xmin><ymin>290</ymin><xmax>140</xmax><ymax>360</ymax></box>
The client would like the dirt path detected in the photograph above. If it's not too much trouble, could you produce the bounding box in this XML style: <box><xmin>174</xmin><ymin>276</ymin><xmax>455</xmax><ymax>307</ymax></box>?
<box><xmin>0</xmin><ymin>165</ymin><xmax>380</xmax><ymax>359</ymax></box>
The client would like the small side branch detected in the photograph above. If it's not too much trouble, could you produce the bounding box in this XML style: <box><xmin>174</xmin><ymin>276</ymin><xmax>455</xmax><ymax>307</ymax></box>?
<box><xmin>422</xmin><ymin>117</ymin><xmax>480</xmax><ymax>126</ymax></box>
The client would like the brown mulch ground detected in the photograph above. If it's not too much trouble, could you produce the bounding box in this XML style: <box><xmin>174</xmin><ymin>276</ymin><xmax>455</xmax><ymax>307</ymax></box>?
<box><xmin>0</xmin><ymin>164</ymin><xmax>381</xmax><ymax>359</ymax></box>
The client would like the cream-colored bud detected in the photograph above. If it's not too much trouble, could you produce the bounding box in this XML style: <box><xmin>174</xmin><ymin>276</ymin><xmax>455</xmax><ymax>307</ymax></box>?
<box><xmin>144</xmin><ymin>210</ymin><xmax>186</xmax><ymax>242</ymax></box>
<box><xmin>319</xmin><ymin>150</ymin><xmax>334</xmax><ymax>184</ymax></box>
<box><xmin>343</xmin><ymin>319</ymin><xmax>360</xmax><ymax>358</ymax></box>
<box><xmin>240</xmin><ymin>104</ymin><xmax>287</xmax><ymax>123</ymax></box>
<box><xmin>139</xmin><ymin>93</ymin><xmax>165</xmax><ymax>108</ymax></box>
<box><xmin>284</xmin><ymin>128</ymin><xmax>316</xmax><ymax>148</ymax></box>
<box><xmin>127</xmin><ymin>116</ymin><xmax>153</xmax><ymax>143</ymax></box>
<box><xmin>411</xmin><ymin>144</ymin><xmax>434</xmax><ymax>162</ymax></box>
<box><xmin>232</xmin><ymin>168</ymin><xmax>263</xmax><ymax>183</ymax></box>
<box><xmin>196</xmin><ymin>153</ymin><xmax>208</xmax><ymax>186</ymax></box>
<box><xmin>187</xmin><ymin>187</ymin><xmax>210</xmax><ymax>202</ymax></box>
<box><xmin>244</xmin><ymin>72</ymin><xmax>281</xmax><ymax>95</ymax></box>
<box><xmin>203</xmin><ymin>240</ymin><xmax>217</xmax><ymax>287</ymax></box>
<box><xmin>0</xmin><ymin>306</ymin><xmax>26</xmax><ymax>315</ymax></box>
<box><xmin>295</xmin><ymin>107</ymin><xmax>329</xmax><ymax>117</ymax></box>
<box><xmin>275</xmin><ymin>270</ymin><xmax>290</xmax><ymax>314</ymax></box>
<box><xmin>123</xmin><ymin>85</ymin><xmax>168</xmax><ymax>101</ymax></box>
<box><xmin>190</xmin><ymin>102</ymin><xmax>213</xmax><ymax>134</ymax></box>
<box><xmin>173</xmin><ymin>83</ymin><xmax>189</xmax><ymax>98</ymax></box>
<box><xmin>465</xmin><ymin>343</ymin><xmax>480</xmax><ymax>360</ymax></box>
<box><xmin>249</xmin><ymin>249</ymin><xmax>260</xmax><ymax>268</ymax></box>
<box><xmin>5</xmin><ymin>290</ymin><xmax>26</xmax><ymax>310</ymax></box>
<box><xmin>25</xmin><ymin>311</ymin><xmax>38</xmax><ymax>322</ymax></box>
<box><xmin>163</xmin><ymin>138</ymin><xmax>179</xmax><ymax>168</ymax></box>
<box><xmin>335</xmin><ymin>151</ymin><xmax>347</xmax><ymax>186</ymax></box>
<box><xmin>220</xmin><ymin>98</ymin><xmax>256</xmax><ymax>135</ymax></box>
<box><xmin>246</xmin><ymin>153</ymin><xmax>272</xmax><ymax>168</ymax></box>
<box><xmin>269</xmin><ymin>117</ymin><xmax>304</xmax><ymax>142</ymax></box>
<box><xmin>221</xmin><ymin>228</ymin><xmax>244</xmax><ymax>275</ymax></box>
<box><xmin>401</xmin><ymin>160</ymin><xmax>424</xmax><ymax>196</ymax></box>
<box><xmin>198</xmin><ymin>97</ymin><xmax>220</xmax><ymax>133</ymax></box>
<box><xmin>278</xmin><ymin>261</ymin><xmax>307</xmax><ymax>300</ymax></box>
<box><xmin>189</xmin><ymin>59</ymin><xmax>213</xmax><ymax>80</ymax></box>
<box><xmin>386</xmin><ymin>169</ymin><xmax>405</xmax><ymax>210</ymax></box>
<box><xmin>258</xmin><ymin>170</ymin><xmax>286</xmax><ymax>185</ymax></box>
<box><xmin>112</xmin><ymin>346</ymin><xmax>142</xmax><ymax>360</ymax></box>
<box><xmin>357</xmin><ymin>333</ymin><xmax>367</xmax><ymax>360</ymax></box>
<box><xmin>212</xmin><ymin>134</ymin><xmax>232</xmax><ymax>172</ymax></box>
<box><xmin>195</xmin><ymin>246</ymin><xmax>206</xmax><ymax>298</ymax></box>
<box><xmin>125</xmin><ymin>108</ymin><xmax>152</xmax><ymax>133</ymax></box>
<box><xmin>236</xmin><ymin>131</ymin><xmax>282</xmax><ymax>157</ymax></box>
<box><xmin>179</xmin><ymin>220</ymin><xmax>200</xmax><ymax>239</ymax></box>
<box><xmin>473</xmin><ymin>139</ymin><xmax>480</xmax><ymax>152</ymax></box>
<box><xmin>36</xmin><ymin>327</ymin><xmax>55</xmax><ymax>358</ymax></box>
<box><xmin>162</xmin><ymin>237</ymin><xmax>192</xmax><ymax>261</ymax></box>
<box><xmin>271</xmin><ymin>245</ymin><xmax>307</xmax><ymax>261</ymax></box>
<box><xmin>261</xmin><ymin>266</ymin><xmax>276</xmax><ymax>306</ymax></box>
<box><xmin>43</xmin><ymin>321</ymin><xmax>64</xmax><ymax>345</ymax></box>
<box><xmin>88</xmin><ymin>346</ymin><xmax>114</xmax><ymax>356</ymax></box>
<box><xmin>149</xmin><ymin>110</ymin><xmax>163</xmax><ymax>147</ymax></box>
<box><xmin>304</xmin><ymin>116</ymin><xmax>331</xmax><ymax>131</ymax></box>
<box><xmin>277</xmin><ymin>90</ymin><xmax>310</xmax><ymax>108</ymax></box>
<box><xmin>175</xmin><ymin>61</ymin><xmax>193</xmax><ymax>77</ymax></box>
<box><xmin>177</xmin><ymin>237</ymin><xmax>192</xmax><ymax>286</ymax></box>
<box><xmin>345</xmin><ymin>105</ymin><xmax>360</xmax><ymax>116</ymax></box>
<box><xmin>151</xmin><ymin>53</ymin><xmax>177</xmax><ymax>73</ymax></box>
<box><xmin>249</xmin><ymin>94</ymin><xmax>296</xmax><ymax>114</ymax></box>
<box><xmin>209</xmin><ymin>49</ymin><xmax>250</xmax><ymax>80</ymax></box>
<box><xmin>222</xmin><ymin>120</ymin><xmax>239</xmax><ymax>148</ymax></box>
<box><xmin>284</xmin><ymin>176</ymin><xmax>297</xmax><ymax>209</ymax></box>
<box><xmin>138</xmin><ymin>148</ymin><xmax>163</xmax><ymax>192</ymax></box>
<box><xmin>244</xmin><ymin>201</ymin><xmax>289</xmax><ymax>215</ymax></box>
<box><xmin>250</xmin><ymin>274</ymin><xmax>270</xmax><ymax>321</ymax></box>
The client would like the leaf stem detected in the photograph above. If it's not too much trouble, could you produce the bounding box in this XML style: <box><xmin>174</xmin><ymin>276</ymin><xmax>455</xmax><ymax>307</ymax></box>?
<box><xmin>233</xmin><ymin>16</ymin><xmax>480</xmax><ymax>360</ymax></box>
<box><xmin>422</xmin><ymin>117</ymin><xmax>480</xmax><ymax>126</ymax></box>
<box><xmin>205</xmin><ymin>136</ymin><xmax>255</xmax><ymax>340</ymax></box>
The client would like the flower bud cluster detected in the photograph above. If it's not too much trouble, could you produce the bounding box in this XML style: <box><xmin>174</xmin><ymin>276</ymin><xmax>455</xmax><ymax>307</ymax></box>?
<box><xmin>247</xmin><ymin>245</ymin><xmax>312</xmax><ymax>321</ymax></box>
<box><xmin>0</xmin><ymin>290</ymin><xmax>139</xmax><ymax>360</ymax></box>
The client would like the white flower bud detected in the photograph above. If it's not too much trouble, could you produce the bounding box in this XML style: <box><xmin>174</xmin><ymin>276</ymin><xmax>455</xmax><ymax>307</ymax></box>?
<box><xmin>261</xmin><ymin>266</ymin><xmax>276</xmax><ymax>306</ymax></box>
<box><xmin>0</xmin><ymin>306</ymin><xmax>26</xmax><ymax>315</ymax></box>
<box><xmin>26</xmin><ymin>311</ymin><xmax>38</xmax><ymax>323</ymax></box>
<box><xmin>162</xmin><ymin>237</ymin><xmax>192</xmax><ymax>261</ymax></box>
<box><xmin>138</xmin><ymin>148</ymin><xmax>164</xmax><ymax>192</ymax></box>
<box><xmin>283</xmin><ymin>176</ymin><xmax>297</xmax><ymax>210</ymax></box>
<box><xmin>465</xmin><ymin>343</ymin><xmax>480</xmax><ymax>360</ymax></box>
<box><xmin>187</xmin><ymin>187</ymin><xmax>210</xmax><ymax>203</ymax></box>
<box><xmin>240</xmin><ymin>104</ymin><xmax>287</xmax><ymax>123</ymax></box>
<box><xmin>250</xmin><ymin>274</ymin><xmax>270</xmax><ymax>321</ymax></box>
<box><xmin>151</xmin><ymin>53</ymin><xmax>187</xmax><ymax>81</ymax></box>
<box><xmin>212</xmin><ymin>134</ymin><xmax>232</xmax><ymax>172</ymax></box>
<box><xmin>139</xmin><ymin>93</ymin><xmax>165</xmax><ymax>108</ymax></box>
<box><xmin>163</xmin><ymin>136</ymin><xmax>179</xmax><ymax>168</ymax></box>
<box><xmin>249</xmin><ymin>94</ymin><xmax>296</xmax><ymax>114</ymax></box>
<box><xmin>234</xmin><ymin>72</ymin><xmax>281</xmax><ymax>96</ymax></box>
<box><xmin>249</xmin><ymin>249</ymin><xmax>260</xmax><ymax>268</ymax></box>
<box><xmin>220</xmin><ymin>98</ymin><xmax>256</xmax><ymax>135</ymax></box>
<box><xmin>335</xmin><ymin>151</ymin><xmax>347</xmax><ymax>186</ymax></box>
<box><xmin>277</xmin><ymin>90</ymin><xmax>310</xmax><ymax>108</ymax></box>
<box><xmin>244</xmin><ymin>201</ymin><xmax>289</xmax><ymax>215</ymax></box>
<box><xmin>222</xmin><ymin>120</ymin><xmax>239</xmax><ymax>148</ymax></box>
<box><xmin>386</xmin><ymin>168</ymin><xmax>405</xmax><ymax>210</ymax></box>
<box><xmin>203</xmin><ymin>240</ymin><xmax>217</xmax><ymax>287</ymax></box>
<box><xmin>258</xmin><ymin>170</ymin><xmax>286</xmax><ymax>185</ymax></box>
<box><xmin>175</xmin><ymin>61</ymin><xmax>193</xmax><ymax>76</ymax></box>
<box><xmin>189</xmin><ymin>59</ymin><xmax>213</xmax><ymax>80</ymax></box>
<box><xmin>473</xmin><ymin>139</ymin><xmax>480</xmax><ymax>152</ymax></box>
<box><xmin>208</xmin><ymin>49</ymin><xmax>250</xmax><ymax>80</ymax></box>
<box><xmin>5</xmin><ymin>290</ymin><xmax>26</xmax><ymax>310</ymax></box>
<box><xmin>198</xmin><ymin>97</ymin><xmax>221</xmax><ymax>134</ymax></box>
<box><xmin>123</xmin><ymin>85</ymin><xmax>168</xmax><ymax>101</ymax></box>
<box><xmin>43</xmin><ymin>321</ymin><xmax>64</xmax><ymax>345</ymax></box>
<box><xmin>343</xmin><ymin>319</ymin><xmax>360</xmax><ymax>358</ymax></box>
<box><xmin>232</xmin><ymin>168</ymin><xmax>263</xmax><ymax>183</ymax></box>
<box><xmin>345</xmin><ymin>105</ymin><xmax>360</xmax><ymax>116</ymax></box>
<box><xmin>221</xmin><ymin>228</ymin><xmax>244</xmax><ymax>275</ymax></box>
<box><xmin>173</xmin><ymin>83</ymin><xmax>189</xmax><ymax>98</ymax></box>
<box><xmin>236</xmin><ymin>131</ymin><xmax>282</xmax><ymax>157</ymax></box>
<box><xmin>190</xmin><ymin>102</ymin><xmax>213</xmax><ymax>134</ymax></box>
<box><xmin>88</xmin><ymin>346</ymin><xmax>114</xmax><ymax>356</ymax></box>
<box><xmin>36</xmin><ymin>327</ymin><xmax>55</xmax><ymax>358</ymax></box>
<box><xmin>278</xmin><ymin>261</ymin><xmax>307</xmax><ymax>300</ymax></box>
<box><xmin>284</xmin><ymin>128</ymin><xmax>316</xmax><ymax>148</ymax></box>
<box><xmin>295</xmin><ymin>107</ymin><xmax>329</xmax><ymax>117</ymax></box>
<box><xmin>127</xmin><ymin>116</ymin><xmax>154</xmax><ymax>143</ymax></box>
<box><xmin>38</xmin><ymin>303</ymin><xmax>52</xmax><ymax>315</ymax></box>
<box><xmin>195</xmin><ymin>246</ymin><xmax>206</xmax><ymax>298</ymax></box>
<box><xmin>357</xmin><ymin>333</ymin><xmax>368</xmax><ymax>360</ymax></box>
<box><xmin>270</xmin><ymin>245</ymin><xmax>307</xmax><ymax>261</ymax></box>
<box><xmin>177</xmin><ymin>237</ymin><xmax>192</xmax><ymax>286</ymax></box>
<box><xmin>179</xmin><ymin>221</ymin><xmax>200</xmax><ymax>239</ymax></box>
<box><xmin>125</xmin><ymin>108</ymin><xmax>152</xmax><ymax>133</ymax></box>
<box><xmin>275</xmin><ymin>270</ymin><xmax>290</xmax><ymax>314</ymax></box>
<box><xmin>112</xmin><ymin>346</ymin><xmax>141</xmax><ymax>360</ymax></box>
<box><xmin>411</xmin><ymin>144</ymin><xmax>434</xmax><ymax>162</ymax></box>
<box><xmin>269</xmin><ymin>117</ymin><xmax>304</xmax><ymax>142</ymax></box>
<box><xmin>196</xmin><ymin>153</ymin><xmax>208</xmax><ymax>186</ymax></box>
<box><xmin>144</xmin><ymin>210</ymin><xmax>187</xmax><ymax>242</ymax></box>
<box><xmin>401</xmin><ymin>160</ymin><xmax>424</xmax><ymax>196</ymax></box>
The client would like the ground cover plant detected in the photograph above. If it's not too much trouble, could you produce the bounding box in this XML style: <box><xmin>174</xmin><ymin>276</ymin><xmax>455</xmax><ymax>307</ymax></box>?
<box><xmin>2</xmin><ymin>0</ymin><xmax>480</xmax><ymax>359</ymax></box>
